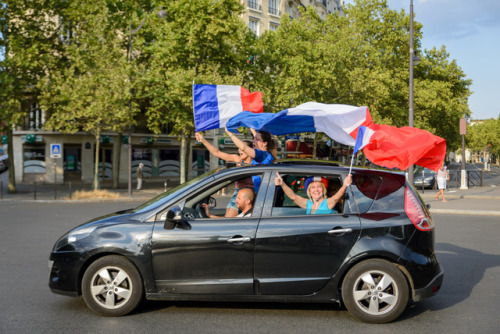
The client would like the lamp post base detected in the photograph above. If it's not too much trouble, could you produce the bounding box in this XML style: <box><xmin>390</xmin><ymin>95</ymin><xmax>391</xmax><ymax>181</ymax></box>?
<box><xmin>460</xmin><ymin>169</ymin><xmax>468</xmax><ymax>189</ymax></box>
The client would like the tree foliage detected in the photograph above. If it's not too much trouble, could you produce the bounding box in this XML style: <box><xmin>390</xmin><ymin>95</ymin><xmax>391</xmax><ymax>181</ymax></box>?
<box><xmin>252</xmin><ymin>0</ymin><xmax>472</xmax><ymax>153</ymax></box>
<box><xmin>0</xmin><ymin>0</ymin><xmax>65</xmax><ymax>192</ymax></box>
<box><xmin>39</xmin><ymin>0</ymin><xmax>133</xmax><ymax>189</ymax></box>
<box><xmin>466</xmin><ymin>118</ymin><xmax>500</xmax><ymax>162</ymax></box>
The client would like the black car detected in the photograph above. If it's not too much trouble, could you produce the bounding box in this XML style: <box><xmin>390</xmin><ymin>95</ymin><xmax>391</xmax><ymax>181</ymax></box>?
<box><xmin>49</xmin><ymin>161</ymin><xmax>443</xmax><ymax>323</ymax></box>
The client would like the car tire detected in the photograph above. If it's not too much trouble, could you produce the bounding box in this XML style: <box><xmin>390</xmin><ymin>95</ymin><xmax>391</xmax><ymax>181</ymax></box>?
<box><xmin>342</xmin><ymin>259</ymin><xmax>409</xmax><ymax>324</ymax></box>
<box><xmin>82</xmin><ymin>255</ymin><xmax>143</xmax><ymax>316</ymax></box>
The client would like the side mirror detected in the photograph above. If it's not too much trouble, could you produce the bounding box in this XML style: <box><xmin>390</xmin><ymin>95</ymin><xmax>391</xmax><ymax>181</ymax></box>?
<box><xmin>166</xmin><ymin>206</ymin><xmax>182</xmax><ymax>221</ymax></box>
<box><xmin>165</xmin><ymin>206</ymin><xmax>182</xmax><ymax>229</ymax></box>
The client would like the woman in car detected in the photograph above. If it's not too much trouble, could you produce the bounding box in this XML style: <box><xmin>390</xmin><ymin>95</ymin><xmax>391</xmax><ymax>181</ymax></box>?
<box><xmin>275</xmin><ymin>172</ymin><xmax>352</xmax><ymax>214</ymax></box>
<box><xmin>195</xmin><ymin>132</ymin><xmax>254</xmax><ymax>217</ymax></box>
<box><xmin>225</xmin><ymin>127</ymin><xmax>278</xmax><ymax>193</ymax></box>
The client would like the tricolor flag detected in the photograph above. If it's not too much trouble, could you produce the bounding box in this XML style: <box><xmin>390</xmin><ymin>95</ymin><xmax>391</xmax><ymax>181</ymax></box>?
<box><xmin>226</xmin><ymin>102</ymin><xmax>372</xmax><ymax>146</ymax></box>
<box><xmin>226</xmin><ymin>102</ymin><xmax>446</xmax><ymax>172</ymax></box>
<box><xmin>353</xmin><ymin>126</ymin><xmax>375</xmax><ymax>154</ymax></box>
<box><xmin>193</xmin><ymin>84</ymin><xmax>263</xmax><ymax>132</ymax></box>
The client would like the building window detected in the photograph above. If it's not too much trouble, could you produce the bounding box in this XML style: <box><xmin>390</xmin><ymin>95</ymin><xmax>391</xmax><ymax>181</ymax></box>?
<box><xmin>248</xmin><ymin>0</ymin><xmax>259</xmax><ymax>10</ymax></box>
<box><xmin>270</xmin><ymin>23</ymin><xmax>279</xmax><ymax>31</ymax></box>
<box><xmin>269</xmin><ymin>0</ymin><xmax>278</xmax><ymax>15</ymax></box>
<box><xmin>28</xmin><ymin>102</ymin><xmax>45</xmax><ymax>131</ymax></box>
<box><xmin>159</xmin><ymin>149</ymin><xmax>180</xmax><ymax>177</ymax></box>
<box><xmin>249</xmin><ymin>18</ymin><xmax>259</xmax><ymax>36</ymax></box>
<box><xmin>24</xmin><ymin>145</ymin><xmax>46</xmax><ymax>174</ymax></box>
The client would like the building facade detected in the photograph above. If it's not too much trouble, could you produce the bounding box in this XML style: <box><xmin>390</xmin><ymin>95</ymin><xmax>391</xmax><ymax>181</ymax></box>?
<box><xmin>240</xmin><ymin>0</ymin><xmax>344</xmax><ymax>36</ymax></box>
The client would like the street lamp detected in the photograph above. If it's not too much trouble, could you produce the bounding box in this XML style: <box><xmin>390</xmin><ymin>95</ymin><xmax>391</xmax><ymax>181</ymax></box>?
<box><xmin>407</xmin><ymin>0</ymin><xmax>419</xmax><ymax>185</ymax></box>
<box><xmin>127</xmin><ymin>8</ymin><xmax>167</xmax><ymax>196</ymax></box>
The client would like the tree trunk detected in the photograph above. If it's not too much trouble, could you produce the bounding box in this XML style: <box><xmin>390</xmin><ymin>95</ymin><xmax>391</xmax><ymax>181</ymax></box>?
<box><xmin>93</xmin><ymin>132</ymin><xmax>101</xmax><ymax>190</ymax></box>
<box><xmin>7</xmin><ymin>129</ymin><xmax>16</xmax><ymax>193</ymax></box>
<box><xmin>179</xmin><ymin>133</ymin><xmax>187</xmax><ymax>184</ymax></box>
<box><xmin>112</xmin><ymin>133</ymin><xmax>122</xmax><ymax>189</ymax></box>
<box><xmin>313</xmin><ymin>133</ymin><xmax>318</xmax><ymax>159</ymax></box>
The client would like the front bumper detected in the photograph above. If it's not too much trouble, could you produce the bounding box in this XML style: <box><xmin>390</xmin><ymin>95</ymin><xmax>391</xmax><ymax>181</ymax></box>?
<box><xmin>49</xmin><ymin>250</ymin><xmax>88</xmax><ymax>297</ymax></box>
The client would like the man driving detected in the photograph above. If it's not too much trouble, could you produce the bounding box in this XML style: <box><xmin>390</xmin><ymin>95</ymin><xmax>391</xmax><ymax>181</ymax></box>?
<box><xmin>203</xmin><ymin>188</ymin><xmax>255</xmax><ymax>218</ymax></box>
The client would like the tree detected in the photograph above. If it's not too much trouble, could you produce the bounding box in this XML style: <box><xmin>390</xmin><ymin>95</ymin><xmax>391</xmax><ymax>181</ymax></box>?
<box><xmin>135</xmin><ymin>0</ymin><xmax>254</xmax><ymax>183</ymax></box>
<box><xmin>0</xmin><ymin>0</ymin><xmax>65</xmax><ymax>192</ymax></box>
<box><xmin>252</xmin><ymin>0</ymin><xmax>472</xmax><ymax>158</ymax></box>
<box><xmin>39</xmin><ymin>0</ymin><xmax>132</xmax><ymax>190</ymax></box>
<box><xmin>466</xmin><ymin>118</ymin><xmax>500</xmax><ymax>164</ymax></box>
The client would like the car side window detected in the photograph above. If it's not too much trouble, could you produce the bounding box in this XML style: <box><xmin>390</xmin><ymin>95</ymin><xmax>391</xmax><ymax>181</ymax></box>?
<box><xmin>271</xmin><ymin>174</ymin><xmax>346</xmax><ymax>216</ymax></box>
<box><xmin>180</xmin><ymin>173</ymin><xmax>262</xmax><ymax>220</ymax></box>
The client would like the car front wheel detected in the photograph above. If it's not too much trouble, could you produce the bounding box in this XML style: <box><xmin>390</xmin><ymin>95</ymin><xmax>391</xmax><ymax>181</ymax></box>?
<box><xmin>342</xmin><ymin>259</ymin><xmax>409</xmax><ymax>324</ymax></box>
<box><xmin>82</xmin><ymin>255</ymin><xmax>143</xmax><ymax>316</ymax></box>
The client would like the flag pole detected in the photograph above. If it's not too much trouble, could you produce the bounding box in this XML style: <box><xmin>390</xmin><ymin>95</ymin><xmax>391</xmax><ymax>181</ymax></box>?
<box><xmin>348</xmin><ymin>150</ymin><xmax>356</xmax><ymax>175</ymax></box>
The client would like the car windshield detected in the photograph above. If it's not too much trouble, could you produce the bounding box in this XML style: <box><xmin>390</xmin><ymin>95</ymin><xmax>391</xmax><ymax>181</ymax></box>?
<box><xmin>129</xmin><ymin>168</ymin><xmax>221</xmax><ymax>213</ymax></box>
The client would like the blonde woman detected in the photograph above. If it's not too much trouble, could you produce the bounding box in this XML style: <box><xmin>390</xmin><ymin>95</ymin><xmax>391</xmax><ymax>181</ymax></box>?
<box><xmin>274</xmin><ymin>172</ymin><xmax>352</xmax><ymax>214</ymax></box>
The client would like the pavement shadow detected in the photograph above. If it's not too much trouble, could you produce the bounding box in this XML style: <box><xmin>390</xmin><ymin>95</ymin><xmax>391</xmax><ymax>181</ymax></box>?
<box><xmin>402</xmin><ymin>241</ymin><xmax>500</xmax><ymax>319</ymax></box>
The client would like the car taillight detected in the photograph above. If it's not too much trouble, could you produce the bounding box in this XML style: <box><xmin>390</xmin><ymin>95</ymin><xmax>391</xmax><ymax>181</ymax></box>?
<box><xmin>405</xmin><ymin>187</ymin><xmax>434</xmax><ymax>231</ymax></box>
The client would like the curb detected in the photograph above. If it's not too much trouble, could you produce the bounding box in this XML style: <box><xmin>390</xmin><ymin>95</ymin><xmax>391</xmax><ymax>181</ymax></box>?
<box><xmin>429</xmin><ymin>209</ymin><xmax>500</xmax><ymax>217</ymax></box>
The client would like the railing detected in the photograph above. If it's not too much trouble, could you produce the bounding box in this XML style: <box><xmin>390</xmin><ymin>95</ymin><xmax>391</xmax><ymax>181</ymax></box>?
<box><xmin>455</xmin><ymin>170</ymin><xmax>483</xmax><ymax>188</ymax></box>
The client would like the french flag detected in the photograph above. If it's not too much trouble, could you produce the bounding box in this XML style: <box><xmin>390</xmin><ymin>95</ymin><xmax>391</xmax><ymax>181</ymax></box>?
<box><xmin>193</xmin><ymin>84</ymin><xmax>264</xmax><ymax>132</ymax></box>
<box><xmin>353</xmin><ymin>126</ymin><xmax>375</xmax><ymax>154</ymax></box>
<box><xmin>226</xmin><ymin>102</ymin><xmax>372</xmax><ymax>146</ymax></box>
<box><xmin>226</xmin><ymin>102</ymin><xmax>446</xmax><ymax>172</ymax></box>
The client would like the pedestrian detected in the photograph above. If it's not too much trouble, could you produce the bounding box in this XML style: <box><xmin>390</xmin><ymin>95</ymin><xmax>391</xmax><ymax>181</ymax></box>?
<box><xmin>195</xmin><ymin>132</ymin><xmax>254</xmax><ymax>217</ymax></box>
<box><xmin>435</xmin><ymin>161</ymin><xmax>448</xmax><ymax>202</ymax></box>
<box><xmin>136</xmin><ymin>163</ymin><xmax>144</xmax><ymax>190</ymax></box>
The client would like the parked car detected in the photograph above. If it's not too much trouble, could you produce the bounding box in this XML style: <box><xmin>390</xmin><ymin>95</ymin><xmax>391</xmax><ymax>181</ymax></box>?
<box><xmin>48</xmin><ymin>161</ymin><xmax>443</xmax><ymax>323</ymax></box>
<box><xmin>413</xmin><ymin>166</ymin><xmax>437</xmax><ymax>189</ymax></box>
<box><xmin>0</xmin><ymin>155</ymin><xmax>8</xmax><ymax>173</ymax></box>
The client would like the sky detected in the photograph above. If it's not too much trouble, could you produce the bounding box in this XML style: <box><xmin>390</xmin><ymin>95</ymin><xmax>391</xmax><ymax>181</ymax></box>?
<box><xmin>345</xmin><ymin>0</ymin><xmax>500</xmax><ymax>120</ymax></box>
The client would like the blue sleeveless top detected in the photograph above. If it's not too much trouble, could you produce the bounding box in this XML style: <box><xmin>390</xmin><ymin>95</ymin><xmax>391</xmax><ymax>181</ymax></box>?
<box><xmin>306</xmin><ymin>199</ymin><xmax>336</xmax><ymax>215</ymax></box>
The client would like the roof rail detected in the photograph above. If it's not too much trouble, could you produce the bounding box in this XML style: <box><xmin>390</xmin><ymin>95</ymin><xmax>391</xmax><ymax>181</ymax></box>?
<box><xmin>273</xmin><ymin>159</ymin><xmax>340</xmax><ymax>167</ymax></box>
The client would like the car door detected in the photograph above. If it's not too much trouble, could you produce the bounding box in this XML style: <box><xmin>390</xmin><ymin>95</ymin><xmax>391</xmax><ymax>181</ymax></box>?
<box><xmin>253</xmin><ymin>170</ymin><xmax>361</xmax><ymax>295</ymax></box>
<box><xmin>150</xmin><ymin>172</ymin><xmax>266</xmax><ymax>295</ymax></box>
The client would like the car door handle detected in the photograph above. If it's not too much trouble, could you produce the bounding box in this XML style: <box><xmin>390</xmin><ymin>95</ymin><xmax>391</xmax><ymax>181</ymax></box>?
<box><xmin>327</xmin><ymin>228</ymin><xmax>353</xmax><ymax>235</ymax></box>
<box><xmin>227</xmin><ymin>236</ymin><xmax>251</xmax><ymax>244</ymax></box>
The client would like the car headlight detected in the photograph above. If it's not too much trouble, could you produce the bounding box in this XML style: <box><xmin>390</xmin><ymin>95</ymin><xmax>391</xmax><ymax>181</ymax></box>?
<box><xmin>54</xmin><ymin>226</ymin><xmax>97</xmax><ymax>251</ymax></box>
<box><xmin>68</xmin><ymin>226</ymin><xmax>96</xmax><ymax>243</ymax></box>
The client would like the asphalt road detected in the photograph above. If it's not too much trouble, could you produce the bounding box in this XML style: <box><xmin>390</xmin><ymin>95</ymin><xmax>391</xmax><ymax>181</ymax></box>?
<box><xmin>1</xmin><ymin>202</ymin><xmax>499</xmax><ymax>333</ymax></box>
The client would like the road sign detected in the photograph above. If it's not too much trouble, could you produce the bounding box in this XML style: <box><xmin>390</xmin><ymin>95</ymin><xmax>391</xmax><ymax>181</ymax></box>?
<box><xmin>50</xmin><ymin>144</ymin><xmax>62</xmax><ymax>159</ymax></box>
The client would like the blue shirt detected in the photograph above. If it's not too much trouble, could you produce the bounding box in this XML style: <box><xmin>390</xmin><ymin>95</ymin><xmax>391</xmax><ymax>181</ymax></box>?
<box><xmin>251</xmin><ymin>149</ymin><xmax>274</xmax><ymax>194</ymax></box>
<box><xmin>306</xmin><ymin>199</ymin><xmax>336</xmax><ymax>215</ymax></box>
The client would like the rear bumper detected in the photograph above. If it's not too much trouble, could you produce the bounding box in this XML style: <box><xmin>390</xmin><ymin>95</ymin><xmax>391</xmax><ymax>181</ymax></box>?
<box><xmin>413</xmin><ymin>266</ymin><xmax>444</xmax><ymax>302</ymax></box>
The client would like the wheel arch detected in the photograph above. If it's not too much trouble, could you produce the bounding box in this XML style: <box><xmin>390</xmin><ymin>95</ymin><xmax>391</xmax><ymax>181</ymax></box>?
<box><xmin>77</xmin><ymin>251</ymin><xmax>148</xmax><ymax>296</ymax></box>
<box><xmin>336</xmin><ymin>254</ymin><xmax>413</xmax><ymax>304</ymax></box>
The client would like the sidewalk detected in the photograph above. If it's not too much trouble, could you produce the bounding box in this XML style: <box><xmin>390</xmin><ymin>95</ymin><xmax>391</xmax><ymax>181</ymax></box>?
<box><xmin>0</xmin><ymin>179</ymin><xmax>168</xmax><ymax>203</ymax></box>
<box><xmin>416</xmin><ymin>185</ymin><xmax>500</xmax><ymax>216</ymax></box>
<box><xmin>2</xmin><ymin>177</ymin><xmax>500</xmax><ymax>216</ymax></box>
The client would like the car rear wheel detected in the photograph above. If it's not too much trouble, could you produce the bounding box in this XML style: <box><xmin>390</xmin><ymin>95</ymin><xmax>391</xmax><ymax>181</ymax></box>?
<box><xmin>82</xmin><ymin>255</ymin><xmax>143</xmax><ymax>316</ymax></box>
<box><xmin>342</xmin><ymin>259</ymin><xmax>409</xmax><ymax>324</ymax></box>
